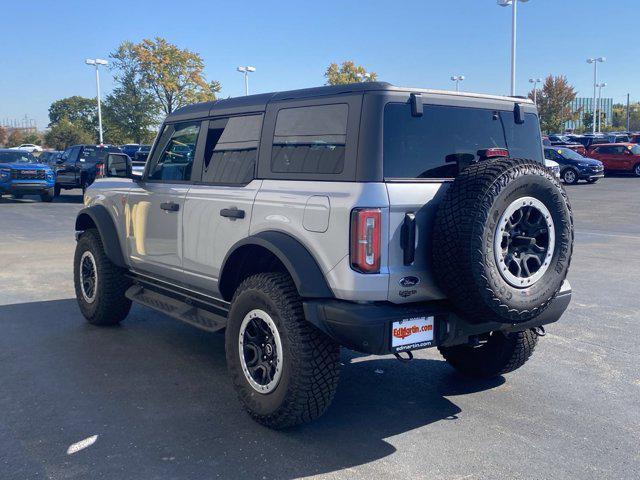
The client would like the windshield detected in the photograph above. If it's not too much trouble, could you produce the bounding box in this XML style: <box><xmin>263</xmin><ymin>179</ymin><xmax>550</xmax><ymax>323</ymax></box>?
<box><xmin>0</xmin><ymin>151</ymin><xmax>37</xmax><ymax>164</ymax></box>
<box><xmin>80</xmin><ymin>147</ymin><xmax>111</xmax><ymax>163</ymax></box>
<box><xmin>559</xmin><ymin>148</ymin><xmax>584</xmax><ymax>160</ymax></box>
<box><xmin>383</xmin><ymin>103</ymin><xmax>543</xmax><ymax>179</ymax></box>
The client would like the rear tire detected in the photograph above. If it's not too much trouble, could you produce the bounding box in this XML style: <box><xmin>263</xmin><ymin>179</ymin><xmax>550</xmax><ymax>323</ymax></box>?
<box><xmin>226</xmin><ymin>272</ymin><xmax>340</xmax><ymax>429</ymax></box>
<box><xmin>74</xmin><ymin>229</ymin><xmax>131</xmax><ymax>325</ymax></box>
<box><xmin>634</xmin><ymin>163</ymin><xmax>640</xmax><ymax>177</ymax></box>
<box><xmin>562</xmin><ymin>168</ymin><xmax>578</xmax><ymax>185</ymax></box>
<box><xmin>439</xmin><ymin>330</ymin><xmax>539</xmax><ymax>378</ymax></box>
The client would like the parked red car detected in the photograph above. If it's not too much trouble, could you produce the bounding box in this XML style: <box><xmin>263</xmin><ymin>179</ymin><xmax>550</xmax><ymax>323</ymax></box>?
<box><xmin>586</xmin><ymin>143</ymin><xmax>640</xmax><ymax>176</ymax></box>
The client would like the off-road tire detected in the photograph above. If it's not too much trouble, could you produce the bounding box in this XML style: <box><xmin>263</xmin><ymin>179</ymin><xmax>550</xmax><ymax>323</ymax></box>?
<box><xmin>438</xmin><ymin>330</ymin><xmax>539</xmax><ymax>378</ymax></box>
<box><xmin>432</xmin><ymin>158</ymin><xmax>574</xmax><ymax>324</ymax></box>
<box><xmin>74</xmin><ymin>229</ymin><xmax>131</xmax><ymax>325</ymax></box>
<box><xmin>40</xmin><ymin>188</ymin><xmax>54</xmax><ymax>202</ymax></box>
<box><xmin>226</xmin><ymin>272</ymin><xmax>340</xmax><ymax>429</ymax></box>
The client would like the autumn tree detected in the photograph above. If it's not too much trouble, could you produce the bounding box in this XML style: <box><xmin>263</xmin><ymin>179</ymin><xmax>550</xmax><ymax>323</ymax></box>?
<box><xmin>0</xmin><ymin>126</ymin><xmax>7</xmax><ymax>146</ymax></box>
<box><xmin>44</xmin><ymin>118</ymin><xmax>94</xmax><ymax>150</ymax></box>
<box><xmin>131</xmin><ymin>37</ymin><xmax>220</xmax><ymax>114</ymax></box>
<box><xmin>6</xmin><ymin>129</ymin><xmax>25</xmax><ymax>147</ymax></box>
<box><xmin>528</xmin><ymin>75</ymin><xmax>578</xmax><ymax>133</ymax></box>
<box><xmin>325</xmin><ymin>61</ymin><xmax>378</xmax><ymax>85</ymax></box>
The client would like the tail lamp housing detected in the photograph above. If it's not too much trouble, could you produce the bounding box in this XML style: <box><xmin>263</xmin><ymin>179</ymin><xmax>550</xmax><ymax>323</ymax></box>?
<box><xmin>350</xmin><ymin>208</ymin><xmax>381</xmax><ymax>273</ymax></box>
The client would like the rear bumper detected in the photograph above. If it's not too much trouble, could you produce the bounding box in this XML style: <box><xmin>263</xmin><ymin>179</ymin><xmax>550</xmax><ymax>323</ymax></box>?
<box><xmin>304</xmin><ymin>281</ymin><xmax>572</xmax><ymax>355</ymax></box>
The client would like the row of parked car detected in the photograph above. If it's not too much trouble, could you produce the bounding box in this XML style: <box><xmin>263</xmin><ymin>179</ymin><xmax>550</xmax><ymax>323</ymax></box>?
<box><xmin>0</xmin><ymin>143</ymin><xmax>151</xmax><ymax>202</ymax></box>
<box><xmin>542</xmin><ymin>132</ymin><xmax>640</xmax><ymax>184</ymax></box>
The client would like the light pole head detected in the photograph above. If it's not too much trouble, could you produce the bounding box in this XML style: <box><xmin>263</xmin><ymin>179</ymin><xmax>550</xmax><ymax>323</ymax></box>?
<box><xmin>237</xmin><ymin>66</ymin><xmax>256</xmax><ymax>73</ymax></box>
<box><xmin>95</xmin><ymin>59</ymin><xmax>108</xmax><ymax>66</ymax></box>
<box><xmin>597</xmin><ymin>57</ymin><xmax>606</xmax><ymax>63</ymax></box>
<box><xmin>498</xmin><ymin>0</ymin><xmax>529</xmax><ymax>6</ymax></box>
<box><xmin>85</xmin><ymin>59</ymin><xmax>96</xmax><ymax>65</ymax></box>
<box><xmin>246</xmin><ymin>66</ymin><xmax>256</xmax><ymax>72</ymax></box>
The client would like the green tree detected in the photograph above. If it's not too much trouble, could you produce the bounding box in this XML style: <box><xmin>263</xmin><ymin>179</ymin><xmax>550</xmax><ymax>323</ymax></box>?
<box><xmin>44</xmin><ymin>118</ymin><xmax>93</xmax><ymax>150</ymax></box>
<box><xmin>23</xmin><ymin>132</ymin><xmax>43</xmax><ymax>145</ymax></box>
<box><xmin>612</xmin><ymin>102</ymin><xmax>640</xmax><ymax>131</ymax></box>
<box><xmin>6</xmin><ymin>129</ymin><xmax>25</xmax><ymax>147</ymax></box>
<box><xmin>324</xmin><ymin>61</ymin><xmax>378</xmax><ymax>85</ymax></box>
<box><xmin>105</xmin><ymin>42</ymin><xmax>160</xmax><ymax>143</ymax></box>
<box><xmin>0</xmin><ymin>126</ymin><xmax>7</xmax><ymax>146</ymax></box>
<box><xmin>528</xmin><ymin>75</ymin><xmax>578</xmax><ymax>133</ymax></box>
<box><xmin>48</xmin><ymin>96</ymin><xmax>98</xmax><ymax>133</ymax></box>
<box><xmin>582</xmin><ymin>111</ymin><xmax>607</xmax><ymax>133</ymax></box>
<box><xmin>132</xmin><ymin>37</ymin><xmax>220</xmax><ymax>114</ymax></box>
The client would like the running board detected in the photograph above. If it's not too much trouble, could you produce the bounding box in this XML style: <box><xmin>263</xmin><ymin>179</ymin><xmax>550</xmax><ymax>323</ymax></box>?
<box><xmin>125</xmin><ymin>285</ymin><xmax>227</xmax><ymax>333</ymax></box>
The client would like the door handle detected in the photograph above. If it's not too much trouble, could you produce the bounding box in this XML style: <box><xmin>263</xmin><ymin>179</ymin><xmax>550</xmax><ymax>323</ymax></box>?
<box><xmin>401</xmin><ymin>212</ymin><xmax>416</xmax><ymax>265</ymax></box>
<box><xmin>160</xmin><ymin>202</ymin><xmax>180</xmax><ymax>212</ymax></box>
<box><xmin>220</xmin><ymin>207</ymin><xmax>245</xmax><ymax>219</ymax></box>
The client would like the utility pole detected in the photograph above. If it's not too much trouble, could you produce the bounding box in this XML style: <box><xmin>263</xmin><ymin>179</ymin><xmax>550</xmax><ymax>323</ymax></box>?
<box><xmin>627</xmin><ymin>94</ymin><xmax>631</xmax><ymax>132</ymax></box>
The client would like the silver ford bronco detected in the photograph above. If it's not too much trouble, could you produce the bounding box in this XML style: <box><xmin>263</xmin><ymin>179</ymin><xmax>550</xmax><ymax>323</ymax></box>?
<box><xmin>74</xmin><ymin>82</ymin><xmax>573</xmax><ymax>428</ymax></box>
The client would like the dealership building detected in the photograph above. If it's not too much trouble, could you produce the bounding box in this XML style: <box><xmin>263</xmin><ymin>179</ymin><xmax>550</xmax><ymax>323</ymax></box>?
<box><xmin>565</xmin><ymin>97</ymin><xmax>613</xmax><ymax>131</ymax></box>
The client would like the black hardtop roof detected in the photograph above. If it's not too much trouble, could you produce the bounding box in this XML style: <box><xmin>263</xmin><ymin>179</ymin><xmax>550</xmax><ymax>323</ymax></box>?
<box><xmin>165</xmin><ymin>82</ymin><xmax>531</xmax><ymax>123</ymax></box>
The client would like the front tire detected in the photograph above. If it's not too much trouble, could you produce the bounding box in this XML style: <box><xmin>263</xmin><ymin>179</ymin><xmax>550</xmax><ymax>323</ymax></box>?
<box><xmin>634</xmin><ymin>163</ymin><xmax>640</xmax><ymax>177</ymax></box>
<box><xmin>226</xmin><ymin>272</ymin><xmax>340</xmax><ymax>429</ymax></box>
<box><xmin>438</xmin><ymin>330</ymin><xmax>539</xmax><ymax>378</ymax></box>
<box><xmin>40</xmin><ymin>188</ymin><xmax>54</xmax><ymax>202</ymax></box>
<box><xmin>74</xmin><ymin>229</ymin><xmax>131</xmax><ymax>325</ymax></box>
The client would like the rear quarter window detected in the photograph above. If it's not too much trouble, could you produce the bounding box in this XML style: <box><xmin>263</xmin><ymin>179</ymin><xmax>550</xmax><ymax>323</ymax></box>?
<box><xmin>271</xmin><ymin>104</ymin><xmax>348</xmax><ymax>174</ymax></box>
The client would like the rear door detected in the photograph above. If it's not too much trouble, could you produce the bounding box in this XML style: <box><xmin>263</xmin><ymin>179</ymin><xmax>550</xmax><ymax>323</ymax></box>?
<box><xmin>383</xmin><ymin>101</ymin><xmax>544</xmax><ymax>303</ymax></box>
<box><xmin>182</xmin><ymin>114</ymin><xmax>264</xmax><ymax>294</ymax></box>
<box><xmin>56</xmin><ymin>146</ymin><xmax>80</xmax><ymax>185</ymax></box>
<box><xmin>126</xmin><ymin>121</ymin><xmax>205</xmax><ymax>282</ymax></box>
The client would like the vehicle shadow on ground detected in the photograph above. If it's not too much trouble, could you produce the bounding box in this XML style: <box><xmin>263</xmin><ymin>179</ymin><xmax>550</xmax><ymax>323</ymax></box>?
<box><xmin>0</xmin><ymin>299</ymin><xmax>504</xmax><ymax>479</ymax></box>
<box><xmin>0</xmin><ymin>194</ymin><xmax>83</xmax><ymax>204</ymax></box>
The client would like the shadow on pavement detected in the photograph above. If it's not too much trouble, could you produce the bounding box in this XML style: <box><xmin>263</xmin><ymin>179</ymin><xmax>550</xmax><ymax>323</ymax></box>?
<box><xmin>0</xmin><ymin>299</ymin><xmax>504</xmax><ymax>479</ymax></box>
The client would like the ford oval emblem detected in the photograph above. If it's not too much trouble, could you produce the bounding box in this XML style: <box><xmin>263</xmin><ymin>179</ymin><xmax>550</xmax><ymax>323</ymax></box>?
<box><xmin>399</xmin><ymin>276</ymin><xmax>420</xmax><ymax>288</ymax></box>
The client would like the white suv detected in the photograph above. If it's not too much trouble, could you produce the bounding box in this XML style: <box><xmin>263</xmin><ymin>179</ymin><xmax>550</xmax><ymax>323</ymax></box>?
<box><xmin>73</xmin><ymin>83</ymin><xmax>573</xmax><ymax>428</ymax></box>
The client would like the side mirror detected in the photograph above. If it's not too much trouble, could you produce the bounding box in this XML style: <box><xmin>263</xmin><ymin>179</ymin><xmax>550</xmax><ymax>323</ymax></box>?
<box><xmin>105</xmin><ymin>154</ymin><xmax>132</xmax><ymax>178</ymax></box>
<box><xmin>56</xmin><ymin>158</ymin><xmax>65</xmax><ymax>165</ymax></box>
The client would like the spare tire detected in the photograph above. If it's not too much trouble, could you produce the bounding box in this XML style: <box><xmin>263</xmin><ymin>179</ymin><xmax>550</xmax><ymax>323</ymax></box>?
<box><xmin>432</xmin><ymin>158</ymin><xmax>573</xmax><ymax>324</ymax></box>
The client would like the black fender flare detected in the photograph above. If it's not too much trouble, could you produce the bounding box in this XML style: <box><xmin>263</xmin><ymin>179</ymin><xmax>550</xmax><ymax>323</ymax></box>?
<box><xmin>219</xmin><ymin>231</ymin><xmax>334</xmax><ymax>300</ymax></box>
<box><xmin>75</xmin><ymin>205</ymin><xmax>127</xmax><ymax>268</ymax></box>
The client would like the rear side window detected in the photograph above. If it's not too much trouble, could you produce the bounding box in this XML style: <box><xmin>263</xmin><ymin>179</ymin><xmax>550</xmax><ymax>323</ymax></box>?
<box><xmin>201</xmin><ymin>114</ymin><xmax>262</xmax><ymax>185</ymax></box>
<box><xmin>271</xmin><ymin>104</ymin><xmax>347</xmax><ymax>174</ymax></box>
<box><xmin>383</xmin><ymin>103</ymin><xmax>543</xmax><ymax>179</ymax></box>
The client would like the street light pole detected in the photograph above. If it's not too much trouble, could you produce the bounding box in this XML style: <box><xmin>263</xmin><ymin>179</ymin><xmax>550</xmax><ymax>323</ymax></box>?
<box><xmin>587</xmin><ymin>57</ymin><xmax>605</xmax><ymax>134</ymax></box>
<box><xmin>498</xmin><ymin>0</ymin><xmax>530</xmax><ymax>97</ymax></box>
<box><xmin>450</xmin><ymin>75</ymin><xmax>465</xmax><ymax>92</ymax></box>
<box><xmin>85</xmin><ymin>58</ymin><xmax>108</xmax><ymax>145</ymax></box>
<box><xmin>236</xmin><ymin>66</ymin><xmax>256</xmax><ymax>96</ymax></box>
<box><xmin>529</xmin><ymin>77</ymin><xmax>542</xmax><ymax>104</ymax></box>
<box><xmin>596</xmin><ymin>82</ymin><xmax>607</xmax><ymax>133</ymax></box>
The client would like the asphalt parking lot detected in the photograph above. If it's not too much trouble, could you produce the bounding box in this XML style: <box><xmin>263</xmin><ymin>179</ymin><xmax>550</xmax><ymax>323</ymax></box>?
<box><xmin>1</xmin><ymin>179</ymin><xmax>639</xmax><ymax>480</ymax></box>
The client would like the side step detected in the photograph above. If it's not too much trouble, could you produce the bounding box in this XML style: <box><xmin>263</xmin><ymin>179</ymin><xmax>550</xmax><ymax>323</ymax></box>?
<box><xmin>125</xmin><ymin>285</ymin><xmax>227</xmax><ymax>333</ymax></box>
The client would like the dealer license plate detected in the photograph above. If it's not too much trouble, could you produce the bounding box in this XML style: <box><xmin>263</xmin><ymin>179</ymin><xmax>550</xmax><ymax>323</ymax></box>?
<box><xmin>391</xmin><ymin>316</ymin><xmax>435</xmax><ymax>352</ymax></box>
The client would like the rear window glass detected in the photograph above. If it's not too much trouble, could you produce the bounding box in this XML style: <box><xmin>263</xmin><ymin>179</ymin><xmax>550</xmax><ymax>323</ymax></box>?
<box><xmin>383</xmin><ymin>103</ymin><xmax>543</xmax><ymax>179</ymax></box>
<box><xmin>80</xmin><ymin>147</ymin><xmax>117</xmax><ymax>163</ymax></box>
<box><xmin>271</xmin><ymin>104</ymin><xmax>347</xmax><ymax>174</ymax></box>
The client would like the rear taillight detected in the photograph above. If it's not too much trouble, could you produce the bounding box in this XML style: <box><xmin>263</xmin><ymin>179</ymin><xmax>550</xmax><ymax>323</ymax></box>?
<box><xmin>350</xmin><ymin>208</ymin><xmax>381</xmax><ymax>273</ymax></box>
<box><xmin>478</xmin><ymin>148</ymin><xmax>509</xmax><ymax>159</ymax></box>
<box><xmin>96</xmin><ymin>163</ymin><xmax>105</xmax><ymax>177</ymax></box>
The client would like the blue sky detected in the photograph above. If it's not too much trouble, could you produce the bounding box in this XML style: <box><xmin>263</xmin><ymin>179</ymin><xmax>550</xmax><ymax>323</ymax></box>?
<box><xmin>1</xmin><ymin>0</ymin><xmax>638</xmax><ymax>130</ymax></box>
